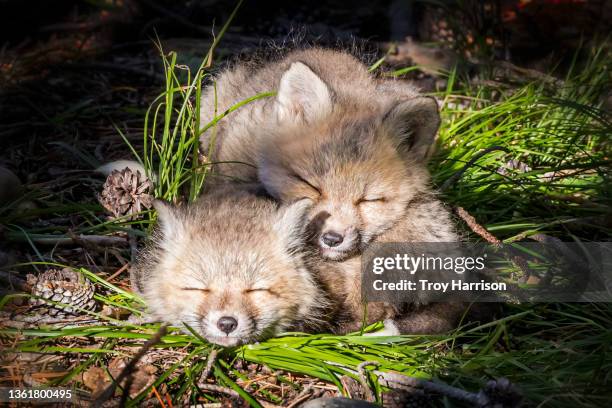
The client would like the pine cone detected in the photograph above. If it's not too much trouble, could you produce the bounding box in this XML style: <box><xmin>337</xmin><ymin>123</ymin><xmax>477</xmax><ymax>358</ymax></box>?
<box><xmin>27</xmin><ymin>268</ymin><xmax>96</xmax><ymax>317</ymax></box>
<box><xmin>99</xmin><ymin>167</ymin><xmax>154</xmax><ymax>219</ymax></box>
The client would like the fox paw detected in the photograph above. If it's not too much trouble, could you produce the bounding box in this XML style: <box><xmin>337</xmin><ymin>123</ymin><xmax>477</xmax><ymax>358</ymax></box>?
<box><xmin>363</xmin><ymin>319</ymin><xmax>400</xmax><ymax>336</ymax></box>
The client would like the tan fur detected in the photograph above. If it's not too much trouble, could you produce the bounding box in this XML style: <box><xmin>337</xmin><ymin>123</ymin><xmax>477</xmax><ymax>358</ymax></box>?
<box><xmin>132</xmin><ymin>185</ymin><xmax>328</xmax><ymax>346</ymax></box>
<box><xmin>199</xmin><ymin>48</ymin><xmax>465</xmax><ymax>335</ymax></box>
<box><xmin>200</xmin><ymin>48</ymin><xmax>428</xmax><ymax>183</ymax></box>
<box><xmin>306</xmin><ymin>197</ymin><xmax>464</xmax><ymax>335</ymax></box>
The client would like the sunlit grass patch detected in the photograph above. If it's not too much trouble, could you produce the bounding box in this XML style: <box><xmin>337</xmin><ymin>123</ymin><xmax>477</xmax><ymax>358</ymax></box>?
<box><xmin>430</xmin><ymin>42</ymin><xmax>611</xmax><ymax>242</ymax></box>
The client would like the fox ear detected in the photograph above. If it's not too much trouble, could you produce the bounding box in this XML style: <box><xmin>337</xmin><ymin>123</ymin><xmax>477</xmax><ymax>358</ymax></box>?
<box><xmin>153</xmin><ymin>199</ymin><xmax>183</xmax><ymax>239</ymax></box>
<box><xmin>382</xmin><ymin>97</ymin><xmax>440</xmax><ymax>159</ymax></box>
<box><xmin>272</xmin><ymin>199</ymin><xmax>313</xmax><ymax>249</ymax></box>
<box><xmin>276</xmin><ymin>62</ymin><xmax>332</xmax><ymax>123</ymax></box>
<box><xmin>258</xmin><ymin>162</ymin><xmax>290</xmax><ymax>201</ymax></box>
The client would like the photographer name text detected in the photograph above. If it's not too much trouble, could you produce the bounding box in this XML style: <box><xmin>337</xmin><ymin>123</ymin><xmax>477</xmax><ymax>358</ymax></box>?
<box><xmin>372</xmin><ymin>279</ymin><xmax>506</xmax><ymax>292</ymax></box>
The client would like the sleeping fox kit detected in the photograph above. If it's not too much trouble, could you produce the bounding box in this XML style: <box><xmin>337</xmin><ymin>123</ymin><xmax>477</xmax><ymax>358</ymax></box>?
<box><xmin>132</xmin><ymin>47</ymin><xmax>464</xmax><ymax>345</ymax></box>
<box><xmin>197</xmin><ymin>47</ymin><xmax>464</xmax><ymax>336</ymax></box>
<box><xmin>200</xmin><ymin>48</ymin><xmax>452</xmax><ymax>259</ymax></box>
<box><xmin>131</xmin><ymin>186</ymin><xmax>328</xmax><ymax>346</ymax></box>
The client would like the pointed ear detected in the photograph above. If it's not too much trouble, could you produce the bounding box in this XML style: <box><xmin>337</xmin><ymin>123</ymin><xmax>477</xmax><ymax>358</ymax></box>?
<box><xmin>258</xmin><ymin>161</ymin><xmax>290</xmax><ymax>201</ymax></box>
<box><xmin>275</xmin><ymin>62</ymin><xmax>333</xmax><ymax>123</ymax></box>
<box><xmin>153</xmin><ymin>199</ymin><xmax>183</xmax><ymax>239</ymax></box>
<box><xmin>272</xmin><ymin>199</ymin><xmax>313</xmax><ymax>250</ymax></box>
<box><xmin>382</xmin><ymin>97</ymin><xmax>441</xmax><ymax>159</ymax></box>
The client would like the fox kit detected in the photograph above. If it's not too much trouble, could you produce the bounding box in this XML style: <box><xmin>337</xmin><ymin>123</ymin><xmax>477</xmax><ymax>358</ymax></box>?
<box><xmin>200</xmin><ymin>48</ymin><xmax>463</xmax><ymax>334</ymax></box>
<box><xmin>131</xmin><ymin>186</ymin><xmax>327</xmax><ymax>346</ymax></box>
<box><xmin>200</xmin><ymin>48</ymin><xmax>450</xmax><ymax>259</ymax></box>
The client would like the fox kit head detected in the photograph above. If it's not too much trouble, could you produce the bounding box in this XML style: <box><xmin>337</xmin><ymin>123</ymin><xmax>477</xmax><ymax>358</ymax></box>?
<box><xmin>137</xmin><ymin>191</ymin><xmax>323</xmax><ymax>347</ymax></box>
<box><xmin>258</xmin><ymin>61</ymin><xmax>440</xmax><ymax>261</ymax></box>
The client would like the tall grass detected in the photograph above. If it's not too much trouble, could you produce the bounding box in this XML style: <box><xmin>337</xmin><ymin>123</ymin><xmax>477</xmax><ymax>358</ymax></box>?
<box><xmin>431</xmin><ymin>43</ymin><xmax>611</xmax><ymax>242</ymax></box>
<box><xmin>128</xmin><ymin>0</ymin><xmax>274</xmax><ymax>207</ymax></box>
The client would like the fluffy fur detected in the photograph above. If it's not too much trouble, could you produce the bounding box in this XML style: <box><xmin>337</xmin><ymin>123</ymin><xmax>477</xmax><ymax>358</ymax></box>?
<box><xmin>308</xmin><ymin>198</ymin><xmax>465</xmax><ymax>335</ymax></box>
<box><xmin>200</xmin><ymin>48</ymin><xmax>446</xmax><ymax>258</ymax></box>
<box><xmin>131</xmin><ymin>185</ymin><xmax>327</xmax><ymax>346</ymax></box>
<box><xmin>199</xmin><ymin>47</ymin><xmax>465</xmax><ymax>335</ymax></box>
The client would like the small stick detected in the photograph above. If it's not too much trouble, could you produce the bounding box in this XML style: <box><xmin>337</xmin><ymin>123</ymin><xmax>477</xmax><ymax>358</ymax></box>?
<box><xmin>107</xmin><ymin>263</ymin><xmax>129</xmax><ymax>282</ymax></box>
<box><xmin>494</xmin><ymin>60</ymin><xmax>563</xmax><ymax>86</ymax></box>
<box><xmin>455</xmin><ymin>207</ymin><xmax>501</xmax><ymax>245</ymax></box>
<box><xmin>195</xmin><ymin>383</ymin><xmax>239</xmax><ymax>398</ymax></box>
<box><xmin>192</xmin><ymin>350</ymin><xmax>238</xmax><ymax>402</ymax></box>
<box><xmin>199</xmin><ymin>349</ymin><xmax>218</xmax><ymax>383</ymax></box>
<box><xmin>454</xmin><ymin>207</ymin><xmax>533</xmax><ymax>280</ymax></box>
<box><xmin>69</xmin><ymin>231</ymin><xmax>128</xmax><ymax>249</ymax></box>
<box><xmin>356</xmin><ymin>361</ymin><xmax>380</xmax><ymax>402</ymax></box>
<box><xmin>93</xmin><ymin>325</ymin><xmax>168</xmax><ymax>407</ymax></box>
<box><xmin>165</xmin><ymin>392</ymin><xmax>174</xmax><ymax>408</ymax></box>
<box><xmin>149</xmin><ymin>385</ymin><xmax>167</xmax><ymax>408</ymax></box>
<box><xmin>376</xmin><ymin>371</ymin><xmax>521</xmax><ymax>407</ymax></box>
<box><xmin>120</xmin><ymin>373</ymin><xmax>135</xmax><ymax>407</ymax></box>
<box><xmin>8</xmin><ymin>233</ymin><xmax>128</xmax><ymax>247</ymax></box>
<box><xmin>286</xmin><ymin>384</ymin><xmax>314</xmax><ymax>408</ymax></box>
<box><xmin>377</xmin><ymin>371</ymin><xmax>482</xmax><ymax>404</ymax></box>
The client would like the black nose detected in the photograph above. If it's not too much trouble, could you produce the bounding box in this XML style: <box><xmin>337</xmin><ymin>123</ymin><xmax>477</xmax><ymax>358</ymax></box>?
<box><xmin>321</xmin><ymin>231</ymin><xmax>344</xmax><ymax>247</ymax></box>
<box><xmin>217</xmin><ymin>316</ymin><xmax>238</xmax><ymax>334</ymax></box>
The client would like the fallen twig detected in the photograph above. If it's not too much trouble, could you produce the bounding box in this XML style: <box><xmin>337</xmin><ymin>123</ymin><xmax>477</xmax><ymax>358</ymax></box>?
<box><xmin>356</xmin><ymin>361</ymin><xmax>379</xmax><ymax>402</ymax></box>
<box><xmin>286</xmin><ymin>384</ymin><xmax>314</xmax><ymax>408</ymax></box>
<box><xmin>454</xmin><ymin>207</ymin><xmax>501</xmax><ymax>245</ymax></box>
<box><xmin>199</xmin><ymin>349</ymin><xmax>219</xmax><ymax>383</ymax></box>
<box><xmin>377</xmin><ymin>371</ymin><xmax>479</xmax><ymax>403</ymax></box>
<box><xmin>454</xmin><ymin>207</ymin><xmax>534</xmax><ymax>281</ymax></box>
<box><xmin>375</xmin><ymin>371</ymin><xmax>522</xmax><ymax>407</ymax></box>
<box><xmin>93</xmin><ymin>325</ymin><xmax>168</xmax><ymax>407</ymax></box>
<box><xmin>494</xmin><ymin>60</ymin><xmax>563</xmax><ymax>87</ymax></box>
<box><xmin>107</xmin><ymin>263</ymin><xmax>130</xmax><ymax>282</ymax></box>
<box><xmin>7</xmin><ymin>232</ymin><xmax>128</xmax><ymax>247</ymax></box>
<box><xmin>195</xmin><ymin>383</ymin><xmax>239</xmax><ymax>398</ymax></box>
<box><xmin>149</xmin><ymin>385</ymin><xmax>167</xmax><ymax>408</ymax></box>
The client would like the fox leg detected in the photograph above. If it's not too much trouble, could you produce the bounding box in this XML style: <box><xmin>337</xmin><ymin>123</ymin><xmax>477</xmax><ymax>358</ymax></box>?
<box><xmin>392</xmin><ymin>302</ymin><xmax>467</xmax><ymax>334</ymax></box>
<box><xmin>363</xmin><ymin>319</ymin><xmax>401</xmax><ymax>336</ymax></box>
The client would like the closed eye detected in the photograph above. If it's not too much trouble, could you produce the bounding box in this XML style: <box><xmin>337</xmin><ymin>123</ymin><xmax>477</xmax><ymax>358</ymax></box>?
<box><xmin>291</xmin><ymin>172</ymin><xmax>321</xmax><ymax>196</ymax></box>
<box><xmin>357</xmin><ymin>197</ymin><xmax>386</xmax><ymax>204</ymax></box>
<box><xmin>244</xmin><ymin>288</ymin><xmax>280</xmax><ymax>297</ymax></box>
<box><xmin>180</xmin><ymin>287</ymin><xmax>210</xmax><ymax>293</ymax></box>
